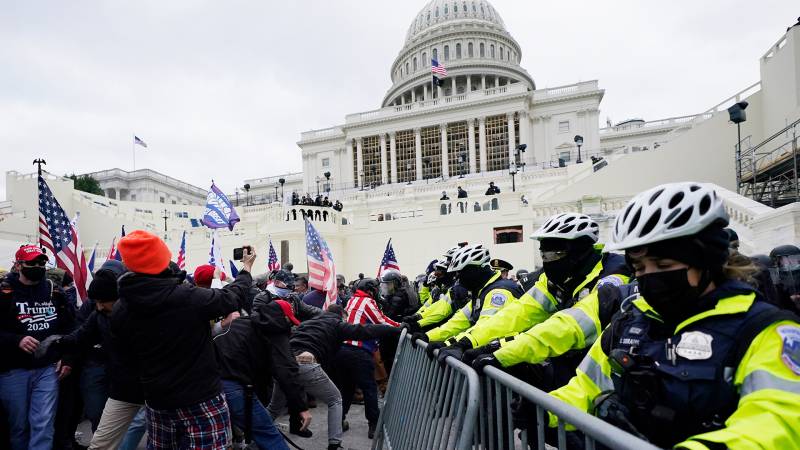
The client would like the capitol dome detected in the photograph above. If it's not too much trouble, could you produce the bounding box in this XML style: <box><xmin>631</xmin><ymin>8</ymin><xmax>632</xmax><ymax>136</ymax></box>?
<box><xmin>383</xmin><ymin>0</ymin><xmax>535</xmax><ymax>107</ymax></box>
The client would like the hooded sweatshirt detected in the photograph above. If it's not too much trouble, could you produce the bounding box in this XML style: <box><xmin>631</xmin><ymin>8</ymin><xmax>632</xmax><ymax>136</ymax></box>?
<box><xmin>112</xmin><ymin>270</ymin><xmax>252</xmax><ymax>409</ymax></box>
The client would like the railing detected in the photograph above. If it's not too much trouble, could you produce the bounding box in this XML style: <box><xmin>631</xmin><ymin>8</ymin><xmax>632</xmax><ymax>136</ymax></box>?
<box><xmin>299</xmin><ymin>126</ymin><xmax>344</xmax><ymax>142</ymax></box>
<box><xmin>438</xmin><ymin>198</ymin><xmax>500</xmax><ymax>215</ymax></box>
<box><xmin>737</xmin><ymin>117</ymin><xmax>800</xmax><ymax>206</ymax></box>
<box><xmin>86</xmin><ymin>168</ymin><xmax>207</xmax><ymax>196</ymax></box>
<box><xmin>373</xmin><ymin>331</ymin><xmax>480</xmax><ymax>450</ymax></box>
<box><xmin>599</xmin><ymin>113</ymin><xmax>709</xmax><ymax>135</ymax></box>
<box><xmin>532</xmin><ymin>81</ymin><xmax>599</xmax><ymax>101</ymax></box>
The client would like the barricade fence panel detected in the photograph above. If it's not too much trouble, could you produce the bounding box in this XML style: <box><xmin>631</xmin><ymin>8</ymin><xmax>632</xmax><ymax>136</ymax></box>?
<box><xmin>375</xmin><ymin>331</ymin><xmax>658</xmax><ymax>450</ymax></box>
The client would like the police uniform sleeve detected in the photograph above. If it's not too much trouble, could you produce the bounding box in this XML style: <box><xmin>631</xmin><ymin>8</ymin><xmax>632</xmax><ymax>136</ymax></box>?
<box><xmin>418</xmin><ymin>296</ymin><xmax>454</xmax><ymax>327</ymax></box>
<box><xmin>459</xmin><ymin>278</ymin><xmax>555</xmax><ymax>348</ymax></box>
<box><xmin>417</xmin><ymin>286</ymin><xmax>432</xmax><ymax>313</ymax></box>
<box><xmin>675</xmin><ymin>320</ymin><xmax>800</xmax><ymax>450</ymax></box>
<box><xmin>547</xmin><ymin>331</ymin><xmax>615</xmax><ymax>428</ymax></box>
<box><xmin>426</xmin><ymin>302</ymin><xmax>472</xmax><ymax>342</ymax></box>
<box><xmin>493</xmin><ymin>290</ymin><xmax>602</xmax><ymax>368</ymax></box>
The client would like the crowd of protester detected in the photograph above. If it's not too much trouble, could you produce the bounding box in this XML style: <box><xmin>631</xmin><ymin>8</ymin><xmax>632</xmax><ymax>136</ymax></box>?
<box><xmin>291</xmin><ymin>192</ymin><xmax>343</xmax><ymax>212</ymax></box>
<box><xmin>1</xmin><ymin>181</ymin><xmax>799</xmax><ymax>450</ymax></box>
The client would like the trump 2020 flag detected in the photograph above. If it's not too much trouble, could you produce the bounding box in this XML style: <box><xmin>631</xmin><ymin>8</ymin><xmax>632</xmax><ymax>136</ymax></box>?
<box><xmin>203</xmin><ymin>182</ymin><xmax>240</xmax><ymax>231</ymax></box>
<box><xmin>208</xmin><ymin>230</ymin><xmax>226</xmax><ymax>277</ymax></box>
<box><xmin>304</xmin><ymin>218</ymin><xmax>337</xmax><ymax>309</ymax></box>
<box><xmin>377</xmin><ymin>238</ymin><xmax>400</xmax><ymax>278</ymax></box>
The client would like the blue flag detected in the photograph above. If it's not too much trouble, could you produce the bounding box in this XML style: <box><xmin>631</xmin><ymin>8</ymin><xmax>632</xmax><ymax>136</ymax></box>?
<box><xmin>114</xmin><ymin>225</ymin><xmax>126</xmax><ymax>261</ymax></box>
<box><xmin>228</xmin><ymin>260</ymin><xmax>239</xmax><ymax>278</ymax></box>
<box><xmin>202</xmin><ymin>182</ymin><xmax>240</xmax><ymax>230</ymax></box>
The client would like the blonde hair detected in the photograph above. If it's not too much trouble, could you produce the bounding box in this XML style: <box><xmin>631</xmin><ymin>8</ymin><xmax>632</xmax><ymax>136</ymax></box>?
<box><xmin>722</xmin><ymin>252</ymin><xmax>759</xmax><ymax>284</ymax></box>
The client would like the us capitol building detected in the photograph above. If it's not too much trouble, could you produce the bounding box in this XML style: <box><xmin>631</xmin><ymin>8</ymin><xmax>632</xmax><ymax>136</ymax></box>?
<box><xmin>2</xmin><ymin>0</ymin><xmax>799</xmax><ymax>277</ymax></box>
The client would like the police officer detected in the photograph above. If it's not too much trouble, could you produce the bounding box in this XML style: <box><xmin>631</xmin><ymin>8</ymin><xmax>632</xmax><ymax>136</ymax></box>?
<box><xmin>412</xmin><ymin>244</ymin><xmax>522</xmax><ymax>360</ymax></box>
<box><xmin>378</xmin><ymin>269</ymin><xmax>413</xmax><ymax>322</ymax></box>
<box><xmin>547</xmin><ymin>182</ymin><xmax>800</xmax><ymax>449</ymax></box>
<box><xmin>491</xmin><ymin>258</ymin><xmax>513</xmax><ymax>279</ymax></box>
<box><xmin>406</xmin><ymin>247</ymin><xmax>472</xmax><ymax>332</ymax></box>
<box><xmin>444</xmin><ymin>213</ymin><xmax>630</xmax><ymax>363</ymax></box>
<box><xmin>769</xmin><ymin>244</ymin><xmax>800</xmax><ymax>313</ymax></box>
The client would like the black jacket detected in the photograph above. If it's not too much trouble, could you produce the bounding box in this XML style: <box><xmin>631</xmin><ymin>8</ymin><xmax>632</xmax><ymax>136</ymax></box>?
<box><xmin>290</xmin><ymin>311</ymin><xmax>399</xmax><ymax>367</ymax></box>
<box><xmin>0</xmin><ymin>273</ymin><xmax>76</xmax><ymax>372</ymax></box>
<box><xmin>379</xmin><ymin>289</ymin><xmax>413</xmax><ymax>322</ymax></box>
<box><xmin>252</xmin><ymin>290</ymin><xmax>322</xmax><ymax>322</ymax></box>
<box><xmin>58</xmin><ymin>307</ymin><xmax>144</xmax><ymax>404</ymax></box>
<box><xmin>214</xmin><ymin>302</ymin><xmax>307</xmax><ymax>414</ymax></box>
<box><xmin>112</xmin><ymin>270</ymin><xmax>252</xmax><ymax>409</ymax></box>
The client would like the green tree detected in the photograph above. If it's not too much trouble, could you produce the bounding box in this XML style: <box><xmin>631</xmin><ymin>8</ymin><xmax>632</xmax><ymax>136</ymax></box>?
<box><xmin>68</xmin><ymin>174</ymin><xmax>104</xmax><ymax>196</ymax></box>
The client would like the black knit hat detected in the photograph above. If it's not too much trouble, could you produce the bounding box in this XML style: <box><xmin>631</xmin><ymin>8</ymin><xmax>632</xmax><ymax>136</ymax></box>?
<box><xmin>88</xmin><ymin>269</ymin><xmax>119</xmax><ymax>302</ymax></box>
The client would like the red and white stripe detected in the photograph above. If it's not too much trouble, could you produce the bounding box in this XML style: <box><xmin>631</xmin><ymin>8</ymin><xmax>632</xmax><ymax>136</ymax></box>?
<box><xmin>39</xmin><ymin>216</ymin><xmax>88</xmax><ymax>305</ymax></box>
<box><xmin>343</xmin><ymin>292</ymin><xmax>400</xmax><ymax>348</ymax></box>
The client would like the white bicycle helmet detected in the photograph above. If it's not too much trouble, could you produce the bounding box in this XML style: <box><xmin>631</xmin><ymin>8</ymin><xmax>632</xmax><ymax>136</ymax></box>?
<box><xmin>433</xmin><ymin>258</ymin><xmax>449</xmax><ymax>271</ymax></box>
<box><xmin>447</xmin><ymin>244</ymin><xmax>491</xmax><ymax>272</ymax></box>
<box><xmin>530</xmin><ymin>213</ymin><xmax>599</xmax><ymax>243</ymax></box>
<box><xmin>606</xmin><ymin>182</ymin><xmax>729</xmax><ymax>252</ymax></box>
<box><xmin>443</xmin><ymin>246</ymin><xmax>460</xmax><ymax>262</ymax></box>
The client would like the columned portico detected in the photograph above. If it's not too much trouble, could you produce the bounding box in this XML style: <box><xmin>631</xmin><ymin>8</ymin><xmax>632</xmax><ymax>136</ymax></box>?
<box><xmin>414</xmin><ymin>127</ymin><xmax>423</xmax><ymax>181</ymax></box>
<box><xmin>440</xmin><ymin>123</ymin><xmax>449</xmax><ymax>178</ymax></box>
<box><xmin>379</xmin><ymin>134</ymin><xmax>388</xmax><ymax>184</ymax></box>
<box><xmin>507</xmin><ymin>113</ymin><xmax>517</xmax><ymax>166</ymax></box>
<box><xmin>356</xmin><ymin>137</ymin><xmax>364</xmax><ymax>188</ymax></box>
<box><xmin>478</xmin><ymin>117</ymin><xmax>487</xmax><ymax>172</ymax></box>
<box><xmin>467</xmin><ymin>119</ymin><xmax>477</xmax><ymax>173</ymax></box>
<box><xmin>389</xmin><ymin>132</ymin><xmax>398</xmax><ymax>183</ymax></box>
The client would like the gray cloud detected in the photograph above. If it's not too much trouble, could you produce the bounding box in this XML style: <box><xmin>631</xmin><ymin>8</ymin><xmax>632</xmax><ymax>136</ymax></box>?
<box><xmin>1</xmin><ymin>0</ymin><xmax>796</xmax><ymax>199</ymax></box>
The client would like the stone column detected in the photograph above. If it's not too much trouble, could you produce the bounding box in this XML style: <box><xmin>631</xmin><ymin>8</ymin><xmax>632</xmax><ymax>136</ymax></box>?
<box><xmin>518</xmin><ymin>110</ymin><xmax>531</xmax><ymax>165</ymax></box>
<box><xmin>467</xmin><ymin>119</ymin><xmax>477</xmax><ymax>173</ymax></box>
<box><xmin>389</xmin><ymin>132</ymin><xmax>398</xmax><ymax>183</ymax></box>
<box><xmin>424</xmin><ymin>84</ymin><xmax>429</xmax><ymax>101</ymax></box>
<box><xmin>466</xmin><ymin>75</ymin><xmax>472</xmax><ymax>93</ymax></box>
<box><xmin>478</xmin><ymin>117</ymin><xmax>487</xmax><ymax>172</ymax></box>
<box><xmin>401</xmin><ymin>95</ymin><xmax>406</xmax><ymax>105</ymax></box>
<box><xmin>437</xmin><ymin>84</ymin><xmax>443</xmax><ymax>99</ymax></box>
<box><xmin>451</xmin><ymin>77</ymin><xmax>456</xmax><ymax>95</ymax></box>
<box><xmin>481</xmin><ymin>75</ymin><xmax>486</xmax><ymax>90</ymax></box>
<box><xmin>379</xmin><ymin>134</ymin><xmax>388</xmax><ymax>185</ymax></box>
<box><xmin>440</xmin><ymin>123</ymin><xmax>449</xmax><ymax>178</ymax></box>
<box><xmin>507</xmin><ymin>113</ymin><xmax>517</xmax><ymax>166</ymax></box>
<box><xmin>414</xmin><ymin>127</ymin><xmax>423</xmax><ymax>181</ymax></box>
<box><xmin>542</xmin><ymin>115</ymin><xmax>552</xmax><ymax>164</ymax></box>
<box><xmin>356</xmin><ymin>137</ymin><xmax>364</xmax><ymax>188</ymax></box>
<box><xmin>411</xmin><ymin>89</ymin><xmax>416</xmax><ymax>103</ymax></box>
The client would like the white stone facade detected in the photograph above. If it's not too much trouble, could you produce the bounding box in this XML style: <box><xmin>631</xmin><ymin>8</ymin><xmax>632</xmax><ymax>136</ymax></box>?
<box><xmin>85</xmin><ymin>168</ymin><xmax>207</xmax><ymax>206</ymax></box>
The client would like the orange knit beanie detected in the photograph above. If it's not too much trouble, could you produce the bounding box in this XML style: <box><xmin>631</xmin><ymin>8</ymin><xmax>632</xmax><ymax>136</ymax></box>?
<box><xmin>118</xmin><ymin>230</ymin><xmax>172</xmax><ymax>275</ymax></box>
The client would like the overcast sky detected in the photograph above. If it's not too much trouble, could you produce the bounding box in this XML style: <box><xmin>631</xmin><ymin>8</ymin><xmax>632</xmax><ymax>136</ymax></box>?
<box><xmin>0</xmin><ymin>0</ymin><xmax>796</xmax><ymax>200</ymax></box>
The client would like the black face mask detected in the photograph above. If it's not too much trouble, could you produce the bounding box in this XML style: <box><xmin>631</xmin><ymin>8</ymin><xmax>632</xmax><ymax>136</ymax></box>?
<box><xmin>637</xmin><ymin>269</ymin><xmax>703</xmax><ymax>326</ymax></box>
<box><xmin>543</xmin><ymin>258</ymin><xmax>574</xmax><ymax>285</ymax></box>
<box><xmin>21</xmin><ymin>266</ymin><xmax>46</xmax><ymax>283</ymax></box>
<box><xmin>457</xmin><ymin>265</ymin><xmax>490</xmax><ymax>292</ymax></box>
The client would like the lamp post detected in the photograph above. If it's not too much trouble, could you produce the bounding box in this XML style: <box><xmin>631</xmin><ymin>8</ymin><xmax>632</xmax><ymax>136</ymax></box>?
<box><xmin>359</xmin><ymin>170</ymin><xmax>365</xmax><ymax>190</ymax></box>
<box><xmin>458</xmin><ymin>144</ymin><xmax>466</xmax><ymax>178</ymax></box>
<box><xmin>423</xmin><ymin>157</ymin><xmax>431</xmax><ymax>184</ymax></box>
<box><xmin>315</xmin><ymin>176</ymin><xmax>320</xmax><ymax>196</ymax></box>
<box><xmin>162</xmin><ymin>209</ymin><xmax>169</xmax><ymax>240</ymax></box>
<box><xmin>243</xmin><ymin>183</ymin><xmax>250</xmax><ymax>206</ymax></box>
<box><xmin>274</xmin><ymin>183</ymin><xmax>279</xmax><ymax>202</ymax></box>
<box><xmin>324</xmin><ymin>171</ymin><xmax>331</xmax><ymax>194</ymax></box>
<box><xmin>509</xmin><ymin>162</ymin><xmax>518</xmax><ymax>192</ymax></box>
<box><xmin>515</xmin><ymin>144</ymin><xmax>527</xmax><ymax>172</ymax></box>
<box><xmin>406</xmin><ymin>162</ymin><xmax>412</xmax><ymax>185</ymax></box>
<box><xmin>234</xmin><ymin>187</ymin><xmax>240</xmax><ymax>206</ymax></box>
<box><xmin>33</xmin><ymin>158</ymin><xmax>47</xmax><ymax>176</ymax></box>
<box><xmin>574</xmin><ymin>135</ymin><xmax>584</xmax><ymax>164</ymax></box>
<box><xmin>728</xmin><ymin>101</ymin><xmax>749</xmax><ymax>194</ymax></box>
<box><xmin>278</xmin><ymin>177</ymin><xmax>285</xmax><ymax>200</ymax></box>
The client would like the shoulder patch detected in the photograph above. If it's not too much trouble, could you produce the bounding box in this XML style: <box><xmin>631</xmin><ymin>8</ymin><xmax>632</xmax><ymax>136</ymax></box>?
<box><xmin>596</xmin><ymin>275</ymin><xmax>623</xmax><ymax>288</ymax></box>
<box><xmin>777</xmin><ymin>325</ymin><xmax>800</xmax><ymax>376</ymax></box>
<box><xmin>490</xmin><ymin>292</ymin><xmax>507</xmax><ymax>307</ymax></box>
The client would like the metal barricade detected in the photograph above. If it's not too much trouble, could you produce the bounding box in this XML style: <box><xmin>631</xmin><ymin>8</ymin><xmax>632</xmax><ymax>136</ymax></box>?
<box><xmin>479</xmin><ymin>366</ymin><xmax>662</xmax><ymax>450</ymax></box>
<box><xmin>372</xmin><ymin>330</ymin><xmax>480</xmax><ymax>450</ymax></box>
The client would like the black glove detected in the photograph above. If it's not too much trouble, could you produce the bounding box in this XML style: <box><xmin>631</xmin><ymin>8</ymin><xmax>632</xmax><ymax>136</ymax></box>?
<box><xmin>425</xmin><ymin>341</ymin><xmax>446</xmax><ymax>359</ymax></box>
<box><xmin>471</xmin><ymin>354</ymin><xmax>502</xmax><ymax>372</ymax></box>
<box><xmin>410</xmin><ymin>332</ymin><xmax>429</xmax><ymax>348</ymax></box>
<box><xmin>436</xmin><ymin>345</ymin><xmax>465</xmax><ymax>366</ymax></box>
<box><xmin>462</xmin><ymin>339</ymin><xmax>501</xmax><ymax>365</ymax></box>
<box><xmin>402</xmin><ymin>313</ymin><xmax>422</xmax><ymax>323</ymax></box>
<box><xmin>402</xmin><ymin>320</ymin><xmax>421</xmax><ymax>333</ymax></box>
<box><xmin>593</xmin><ymin>392</ymin><xmax>648</xmax><ymax>441</ymax></box>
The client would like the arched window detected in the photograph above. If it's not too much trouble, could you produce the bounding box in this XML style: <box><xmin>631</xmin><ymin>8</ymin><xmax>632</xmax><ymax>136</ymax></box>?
<box><xmin>454</xmin><ymin>3</ymin><xmax>458</xmax><ymax>13</ymax></box>
<box><xmin>444</xmin><ymin>45</ymin><xmax>450</xmax><ymax>61</ymax></box>
<box><xmin>422</xmin><ymin>52</ymin><xmax>427</xmax><ymax>66</ymax></box>
<box><xmin>500</xmin><ymin>47</ymin><xmax>504</xmax><ymax>60</ymax></box>
<box><xmin>479</xmin><ymin>42</ymin><xmax>485</xmax><ymax>57</ymax></box>
<box><xmin>468</xmin><ymin>42</ymin><xmax>474</xmax><ymax>57</ymax></box>
<box><xmin>508</xmin><ymin>52</ymin><xmax>511</xmax><ymax>61</ymax></box>
<box><xmin>435</xmin><ymin>7</ymin><xmax>439</xmax><ymax>17</ymax></box>
<box><xmin>406</xmin><ymin>62</ymin><xmax>409</xmax><ymax>75</ymax></box>
<box><xmin>463</xmin><ymin>2</ymin><xmax>467</xmax><ymax>14</ymax></box>
<box><xmin>432</xmin><ymin>48</ymin><xmax>438</xmax><ymax>61</ymax></box>
<box><xmin>427</xmin><ymin>11</ymin><xmax>430</xmax><ymax>22</ymax></box>
<box><xmin>413</xmin><ymin>57</ymin><xmax>418</xmax><ymax>71</ymax></box>
<box><xmin>444</xmin><ymin>4</ymin><xmax>448</xmax><ymax>15</ymax></box>
<box><xmin>490</xmin><ymin>44</ymin><xmax>495</xmax><ymax>58</ymax></box>
<box><xmin>473</xmin><ymin>2</ymin><xmax>476</xmax><ymax>12</ymax></box>
<box><xmin>456</xmin><ymin>43</ymin><xmax>461</xmax><ymax>59</ymax></box>
<box><xmin>480</xmin><ymin>4</ymin><xmax>484</xmax><ymax>15</ymax></box>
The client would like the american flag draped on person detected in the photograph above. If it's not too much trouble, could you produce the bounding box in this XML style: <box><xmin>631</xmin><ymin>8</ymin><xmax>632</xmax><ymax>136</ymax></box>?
<box><xmin>37</xmin><ymin>175</ymin><xmax>89</xmax><ymax>303</ymax></box>
<box><xmin>377</xmin><ymin>238</ymin><xmax>400</xmax><ymax>278</ymax></box>
<box><xmin>304</xmin><ymin>218</ymin><xmax>337</xmax><ymax>309</ymax></box>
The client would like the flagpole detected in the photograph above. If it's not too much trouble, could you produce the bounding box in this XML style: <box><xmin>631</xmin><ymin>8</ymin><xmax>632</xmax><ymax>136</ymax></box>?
<box><xmin>132</xmin><ymin>134</ymin><xmax>136</xmax><ymax>172</ymax></box>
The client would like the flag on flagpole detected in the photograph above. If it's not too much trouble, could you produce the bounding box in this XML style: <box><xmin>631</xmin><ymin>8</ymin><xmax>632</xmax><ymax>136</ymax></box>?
<box><xmin>304</xmin><ymin>218</ymin><xmax>337</xmax><ymax>309</ymax></box>
<box><xmin>113</xmin><ymin>225</ymin><xmax>125</xmax><ymax>261</ymax></box>
<box><xmin>38</xmin><ymin>176</ymin><xmax>89</xmax><ymax>305</ymax></box>
<box><xmin>267</xmin><ymin>237</ymin><xmax>281</xmax><ymax>272</ymax></box>
<box><xmin>202</xmin><ymin>182</ymin><xmax>240</xmax><ymax>231</ymax></box>
<box><xmin>377</xmin><ymin>238</ymin><xmax>400</xmax><ymax>278</ymax></box>
<box><xmin>134</xmin><ymin>135</ymin><xmax>148</xmax><ymax>148</ymax></box>
<box><xmin>208</xmin><ymin>229</ymin><xmax>226</xmax><ymax>277</ymax></box>
<box><xmin>87</xmin><ymin>241</ymin><xmax>98</xmax><ymax>273</ymax></box>
<box><xmin>105</xmin><ymin>237</ymin><xmax>116</xmax><ymax>262</ymax></box>
<box><xmin>431</xmin><ymin>59</ymin><xmax>447</xmax><ymax>77</ymax></box>
<box><xmin>176</xmin><ymin>230</ymin><xmax>187</xmax><ymax>270</ymax></box>
<box><xmin>69</xmin><ymin>212</ymin><xmax>91</xmax><ymax>306</ymax></box>
<box><xmin>229</xmin><ymin>260</ymin><xmax>239</xmax><ymax>278</ymax></box>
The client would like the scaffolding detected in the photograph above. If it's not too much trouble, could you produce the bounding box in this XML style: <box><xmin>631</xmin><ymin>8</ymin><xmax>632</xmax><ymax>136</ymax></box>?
<box><xmin>737</xmin><ymin>118</ymin><xmax>800</xmax><ymax>207</ymax></box>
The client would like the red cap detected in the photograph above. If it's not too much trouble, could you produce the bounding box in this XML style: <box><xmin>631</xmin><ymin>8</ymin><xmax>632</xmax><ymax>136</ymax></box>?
<box><xmin>193</xmin><ymin>264</ymin><xmax>215</xmax><ymax>288</ymax></box>
<box><xmin>274</xmin><ymin>299</ymin><xmax>300</xmax><ymax>326</ymax></box>
<box><xmin>15</xmin><ymin>245</ymin><xmax>48</xmax><ymax>263</ymax></box>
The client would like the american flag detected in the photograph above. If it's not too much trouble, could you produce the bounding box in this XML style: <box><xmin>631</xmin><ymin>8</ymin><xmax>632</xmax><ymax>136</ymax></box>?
<box><xmin>113</xmin><ymin>225</ymin><xmax>125</xmax><ymax>261</ymax></box>
<box><xmin>38</xmin><ymin>175</ymin><xmax>88</xmax><ymax>304</ymax></box>
<box><xmin>105</xmin><ymin>237</ymin><xmax>116</xmax><ymax>262</ymax></box>
<box><xmin>304</xmin><ymin>219</ymin><xmax>337</xmax><ymax>309</ymax></box>
<box><xmin>431</xmin><ymin>58</ymin><xmax>447</xmax><ymax>77</ymax></box>
<box><xmin>267</xmin><ymin>237</ymin><xmax>281</xmax><ymax>272</ymax></box>
<box><xmin>343</xmin><ymin>293</ymin><xmax>399</xmax><ymax>351</ymax></box>
<box><xmin>176</xmin><ymin>230</ymin><xmax>187</xmax><ymax>270</ymax></box>
<box><xmin>377</xmin><ymin>238</ymin><xmax>400</xmax><ymax>278</ymax></box>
